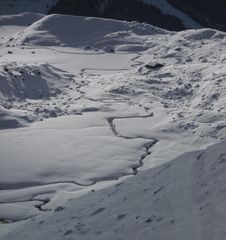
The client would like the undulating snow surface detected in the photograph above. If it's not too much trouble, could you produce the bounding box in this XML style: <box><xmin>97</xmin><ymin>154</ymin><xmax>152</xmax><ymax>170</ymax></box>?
<box><xmin>0</xmin><ymin>0</ymin><xmax>201</xmax><ymax>30</ymax></box>
<box><xmin>0</xmin><ymin>13</ymin><xmax>226</xmax><ymax>239</ymax></box>
<box><xmin>2</xmin><ymin>141</ymin><xmax>226</xmax><ymax>240</ymax></box>
<box><xmin>13</xmin><ymin>14</ymin><xmax>166</xmax><ymax>48</ymax></box>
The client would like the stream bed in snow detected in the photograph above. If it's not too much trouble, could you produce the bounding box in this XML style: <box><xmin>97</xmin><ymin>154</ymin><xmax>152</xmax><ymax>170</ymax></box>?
<box><xmin>1</xmin><ymin>13</ymin><xmax>226</xmax><ymax>239</ymax></box>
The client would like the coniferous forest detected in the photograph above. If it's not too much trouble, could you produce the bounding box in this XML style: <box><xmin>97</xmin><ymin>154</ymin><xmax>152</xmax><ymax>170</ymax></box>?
<box><xmin>168</xmin><ymin>0</ymin><xmax>226</xmax><ymax>31</ymax></box>
<box><xmin>48</xmin><ymin>0</ymin><xmax>185</xmax><ymax>31</ymax></box>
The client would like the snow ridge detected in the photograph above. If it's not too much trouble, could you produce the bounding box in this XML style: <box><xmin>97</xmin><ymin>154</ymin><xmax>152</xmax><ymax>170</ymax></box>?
<box><xmin>11</xmin><ymin>14</ymin><xmax>167</xmax><ymax>48</ymax></box>
<box><xmin>3</xmin><ymin>140</ymin><xmax>226</xmax><ymax>239</ymax></box>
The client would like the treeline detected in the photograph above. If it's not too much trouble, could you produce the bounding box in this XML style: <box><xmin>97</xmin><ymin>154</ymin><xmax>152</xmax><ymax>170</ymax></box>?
<box><xmin>167</xmin><ymin>0</ymin><xmax>226</xmax><ymax>31</ymax></box>
<box><xmin>48</xmin><ymin>0</ymin><xmax>185</xmax><ymax>31</ymax></box>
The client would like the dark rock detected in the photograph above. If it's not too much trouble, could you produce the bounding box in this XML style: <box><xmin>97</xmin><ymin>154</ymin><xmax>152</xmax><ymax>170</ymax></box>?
<box><xmin>145</xmin><ymin>62</ymin><xmax>164</xmax><ymax>69</ymax></box>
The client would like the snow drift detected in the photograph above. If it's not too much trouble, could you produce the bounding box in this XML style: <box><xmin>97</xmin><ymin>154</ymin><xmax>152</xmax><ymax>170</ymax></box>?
<box><xmin>13</xmin><ymin>14</ymin><xmax>167</xmax><ymax>49</ymax></box>
<box><xmin>2</xmin><ymin>140</ymin><xmax>226</xmax><ymax>239</ymax></box>
<box><xmin>0</xmin><ymin>62</ymin><xmax>75</xmax><ymax>128</ymax></box>
<box><xmin>0</xmin><ymin>63</ymin><xmax>73</xmax><ymax>100</ymax></box>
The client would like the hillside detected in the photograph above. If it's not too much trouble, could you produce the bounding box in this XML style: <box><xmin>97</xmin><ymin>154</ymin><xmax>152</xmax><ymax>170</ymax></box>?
<box><xmin>1</xmin><ymin>0</ymin><xmax>226</xmax><ymax>32</ymax></box>
<box><xmin>48</xmin><ymin>0</ymin><xmax>185</xmax><ymax>31</ymax></box>
<box><xmin>1</xmin><ymin>13</ymin><xmax>226</xmax><ymax>239</ymax></box>
<box><xmin>2</xmin><ymin>139</ymin><xmax>226</xmax><ymax>239</ymax></box>
<box><xmin>0</xmin><ymin>0</ymin><xmax>186</xmax><ymax>31</ymax></box>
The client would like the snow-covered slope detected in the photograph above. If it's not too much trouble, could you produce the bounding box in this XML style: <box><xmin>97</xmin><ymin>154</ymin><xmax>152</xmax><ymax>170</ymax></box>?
<box><xmin>12</xmin><ymin>14</ymin><xmax>166</xmax><ymax>49</ymax></box>
<box><xmin>2</xmin><ymin>140</ymin><xmax>226</xmax><ymax>240</ymax></box>
<box><xmin>0</xmin><ymin>63</ymin><xmax>73</xmax><ymax>100</ymax></box>
<box><xmin>1</xmin><ymin>13</ymin><xmax>226</xmax><ymax>239</ymax></box>
<box><xmin>0</xmin><ymin>13</ymin><xmax>44</xmax><ymax>45</ymax></box>
<box><xmin>0</xmin><ymin>0</ymin><xmax>202</xmax><ymax>30</ymax></box>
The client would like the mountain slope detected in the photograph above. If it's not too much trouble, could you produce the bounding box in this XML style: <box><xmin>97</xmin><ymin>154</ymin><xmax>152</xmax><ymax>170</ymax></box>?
<box><xmin>1</xmin><ymin>13</ymin><xmax>226</xmax><ymax>239</ymax></box>
<box><xmin>0</xmin><ymin>0</ymin><xmax>186</xmax><ymax>31</ymax></box>
<box><xmin>2</xmin><ymin>140</ymin><xmax>226</xmax><ymax>240</ymax></box>
<box><xmin>12</xmin><ymin>14</ymin><xmax>167</xmax><ymax>48</ymax></box>
<box><xmin>48</xmin><ymin>0</ymin><xmax>185</xmax><ymax>31</ymax></box>
<box><xmin>2</xmin><ymin>0</ymin><xmax>226</xmax><ymax>32</ymax></box>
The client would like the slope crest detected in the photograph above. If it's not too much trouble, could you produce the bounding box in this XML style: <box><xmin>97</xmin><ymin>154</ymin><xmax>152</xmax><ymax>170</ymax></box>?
<box><xmin>13</xmin><ymin>14</ymin><xmax>168</xmax><ymax>49</ymax></box>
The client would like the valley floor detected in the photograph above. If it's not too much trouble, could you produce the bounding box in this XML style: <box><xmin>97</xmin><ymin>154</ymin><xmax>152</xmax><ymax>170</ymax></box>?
<box><xmin>1</xmin><ymin>13</ymin><xmax>226</xmax><ymax>239</ymax></box>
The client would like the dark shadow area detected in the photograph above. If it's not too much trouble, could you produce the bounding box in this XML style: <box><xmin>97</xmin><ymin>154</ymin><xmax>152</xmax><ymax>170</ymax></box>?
<box><xmin>167</xmin><ymin>0</ymin><xmax>226</xmax><ymax>31</ymax></box>
<box><xmin>48</xmin><ymin>0</ymin><xmax>186</xmax><ymax>31</ymax></box>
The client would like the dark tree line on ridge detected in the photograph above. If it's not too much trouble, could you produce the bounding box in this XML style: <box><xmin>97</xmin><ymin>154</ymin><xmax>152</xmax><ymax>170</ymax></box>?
<box><xmin>167</xmin><ymin>0</ymin><xmax>226</xmax><ymax>31</ymax></box>
<box><xmin>48</xmin><ymin>0</ymin><xmax>185</xmax><ymax>31</ymax></box>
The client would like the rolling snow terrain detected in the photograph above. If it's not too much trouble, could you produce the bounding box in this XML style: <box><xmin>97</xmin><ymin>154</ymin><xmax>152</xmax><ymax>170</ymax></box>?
<box><xmin>0</xmin><ymin>0</ymin><xmax>200</xmax><ymax>31</ymax></box>
<box><xmin>0</xmin><ymin>12</ymin><xmax>226</xmax><ymax>239</ymax></box>
<box><xmin>3</xmin><ymin>141</ymin><xmax>226</xmax><ymax>240</ymax></box>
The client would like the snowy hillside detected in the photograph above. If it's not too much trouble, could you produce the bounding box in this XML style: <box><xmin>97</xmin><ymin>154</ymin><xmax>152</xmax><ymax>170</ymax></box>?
<box><xmin>0</xmin><ymin>0</ymin><xmax>203</xmax><ymax>31</ymax></box>
<box><xmin>2</xmin><ymin>140</ymin><xmax>226</xmax><ymax>239</ymax></box>
<box><xmin>1</xmin><ymin>13</ymin><xmax>226</xmax><ymax>239</ymax></box>
<box><xmin>12</xmin><ymin>14</ymin><xmax>166</xmax><ymax>48</ymax></box>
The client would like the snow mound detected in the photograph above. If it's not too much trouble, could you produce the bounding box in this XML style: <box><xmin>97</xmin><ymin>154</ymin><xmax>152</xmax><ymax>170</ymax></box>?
<box><xmin>177</xmin><ymin>28</ymin><xmax>226</xmax><ymax>41</ymax></box>
<box><xmin>0</xmin><ymin>62</ymin><xmax>73</xmax><ymax>100</ymax></box>
<box><xmin>0</xmin><ymin>63</ymin><xmax>75</xmax><ymax>129</ymax></box>
<box><xmin>0</xmin><ymin>12</ymin><xmax>44</xmax><ymax>26</ymax></box>
<box><xmin>0</xmin><ymin>105</ymin><xmax>31</xmax><ymax>129</ymax></box>
<box><xmin>0</xmin><ymin>202</ymin><xmax>40</xmax><ymax>222</ymax></box>
<box><xmin>3</xmin><ymin>140</ymin><xmax>226</xmax><ymax>239</ymax></box>
<box><xmin>0</xmin><ymin>114</ymin><xmax>153</xmax><ymax>188</ymax></box>
<box><xmin>13</xmin><ymin>14</ymin><xmax>167</xmax><ymax>50</ymax></box>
